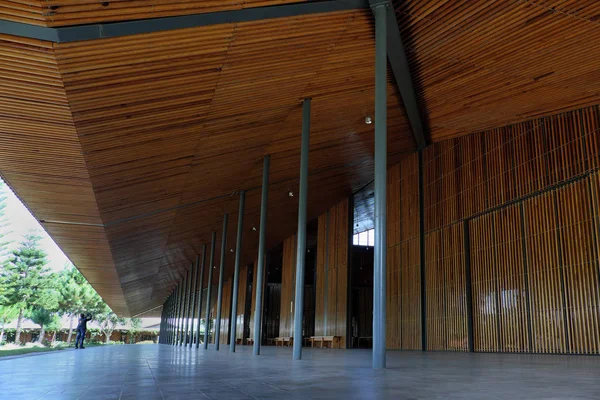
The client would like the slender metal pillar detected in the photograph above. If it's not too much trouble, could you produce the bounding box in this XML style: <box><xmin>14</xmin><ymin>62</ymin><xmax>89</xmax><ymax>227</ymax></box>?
<box><xmin>187</xmin><ymin>259</ymin><xmax>197</xmax><ymax>346</ymax></box>
<box><xmin>184</xmin><ymin>266</ymin><xmax>193</xmax><ymax>346</ymax></box>
<box><xmin>179</xmin><ymin>272</ymin><xmax>189</xmax><ymax>346</ymax></box>
<box><xmin>253</xmin><ymin>155</ymin><xmax>270</xmax><ymax>356</ymax></box>
<box><xmin>174</xmin><ymin>284</ymin><xmax>182</xmax><ymax>345</ymax></box>
<box><xmin>214</xmin><ymin>214</ymin><xmax>229</xmax><ymax>351</ymax></box>
<box><xmin>165</xmin><ymin>295</ymin><xmax>171</xmax><ymax>344</ymax></box>
<box><xmin>204</xmin><ymin>232</ymin><xmax>217</xmax><ymax>349</ymax></box>
<box><xmin>372</xmin><ymin>1</ymin><xmax>388</xmax><ymax>370</ymax></box>
<box><xmin>189</xmin><ymin>254</ymin><xmax>200</xmax><ymax>346</ymax></box>
<box><xmin>172</xmin><ymin>293</ymin><xmax>177</xmax><ymax>344</ymax></box>
<box><xmin>196</xmin><ymin>244</ymin><xmax>207</xmax><ymax>348</ymax></box>
<box><xmin>172</xmin><ymin>292</ymin><xmax>177</xmax><ymax>344</ymax></box>
<box><xmin>167</xmin><ymin>294</ymin><xmax>171</xmax><ymax>344</ymax></box>
<box><xmin>169</xmin><ymin>292</ymin><xmax>175</xmax><ymax>344</ymax></box>
<box><xmin>292</xmin><ymin>98</ymin><xmax>311</xmax><ymax>360</ymax></box>
<box><xmin>230</xmin><ymin>191</ymin><xmax>246</xmax><ymax>352</ymax></box>
<box><xmin>159</xmin><ymin>303</ymin><xmax>165</xmax><ymax>343</ymax></box>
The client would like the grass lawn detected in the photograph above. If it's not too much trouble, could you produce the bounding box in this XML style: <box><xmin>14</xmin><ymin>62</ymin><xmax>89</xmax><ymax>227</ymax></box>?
<box><xmin>0</xmin><ymin>346</ymin><xmax>67</xmax><ymax>357</ymax></box>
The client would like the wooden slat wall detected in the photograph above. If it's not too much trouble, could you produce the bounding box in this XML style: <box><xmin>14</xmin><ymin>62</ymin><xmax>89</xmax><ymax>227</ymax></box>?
<box><xmin>218</xmin><ymin>278</ymin><xmax>232</xmax><ymax>346</ymax></box>
<box><xmin>248</xmin><ymin>258</ymin><xmax>259</xmax><ymax>341</ymax></box>
<box><xmin>279</xmin><ymin>235</ymin><xmax>297</xmax><ymax>338</ymax></box>
<box><xmin>207</xmin><ymin>284</ymin><xmax>218</xmax><ymax>343</ymax></box>
<box><xmin>314</xmin><ymin>198</ymin><xmax>349</xmax><ymax>347</ymax></box>
<box><xmin>555</xmin><ymin>180</ymin><xmax>599</xmax><ymax>354</ymax></box>
<box><xmin>387</xmin><ymin>154</ymin><xmax>421</xmax><ymax>350</ymax></box>
<box><xmin>470</xmin><ymin>207</ymin><xmax>529</xmax><ymax>353</ymax></box>
<box><xmin>235</xmin><ymin>266</ymin><xmax>248</xmax><ymax>340</ymax></box>
<box><xmin>198</xmin><ymin>287</ymin><xmax>208</xmax><ymax>339</ymax></box>
<box><xmin>524</xmin><ymin>193</ymin><xmax>568</xmax><ymax>353</ymax></box>
<box><xmin>413</xmin><ymin>105</ymin><xmax>600</xmax><ymax>354</ymax></box>
<box><xmin>314</xmin><ymin>213</ymin><xmax>327</xmax><ymax>337</ymax></box>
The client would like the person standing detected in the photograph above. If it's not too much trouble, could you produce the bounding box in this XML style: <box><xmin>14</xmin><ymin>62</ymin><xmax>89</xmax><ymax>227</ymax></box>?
<box><xmin>75</xmin><ymin>313</ymin><xmax>92</xmax><ymax>349</ymax></box>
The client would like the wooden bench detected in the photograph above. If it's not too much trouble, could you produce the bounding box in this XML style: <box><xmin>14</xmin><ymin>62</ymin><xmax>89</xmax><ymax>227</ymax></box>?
<box><xmin>246</xmin><ymin>338</ymin><xmax>254</xmax><ymax>345</ymax></box>
<box><xmin>308</xmin><ymin>336</ymin><xmax>341</xmax><ymax>349</ymax></box>
<box><xmin>274</xmin><ymin>337</ymin><xmax>293</xmax><ymax>347</ymax></box>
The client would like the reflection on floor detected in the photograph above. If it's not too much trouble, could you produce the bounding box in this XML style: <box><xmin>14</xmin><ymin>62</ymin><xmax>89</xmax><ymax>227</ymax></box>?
<box><xmin>0</xmin><ymin>344</ymin><xmax>599</xmax><ymax>399</ymax></box>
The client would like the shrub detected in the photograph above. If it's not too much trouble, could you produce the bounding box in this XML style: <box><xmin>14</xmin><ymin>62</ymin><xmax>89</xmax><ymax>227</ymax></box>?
<box><xmin>24</xmin><ymin>342</ymin><xmax>45</xmax><ymax>349</ymax></box>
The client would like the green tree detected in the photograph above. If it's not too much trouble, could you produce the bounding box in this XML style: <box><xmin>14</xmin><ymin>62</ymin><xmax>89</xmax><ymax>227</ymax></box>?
<box><xmin>127</xmin><ymin>318</ymin><xmax>142</xmax><ymax>344</ymax></box>
<box><xmin>0</xmin><ymin>233</ymin><xmax>50</xmax><ymax>344</ymax></box>
<box><xmin>0</xmin><ymin>305</ymin><xmax>19</xmax><ymax>343</ymax></box>
<box><xmin>29</xmin><ymin>308</ymin><xmax>55</xmax><ymax>344</ymax></box>
<box><xmin>47</xmin><ymin>315</ymin><xmax>62</xmax><ymax>345</ymax></box>
<box><xmin>96</xmin><ymin>307</ymin><xmax>126</xmax><ymax>344</ymax></box>
<box><xmin>57</xmin><ymin>265</ymin><xmax>104</xmax><ymax>343</ymax></box>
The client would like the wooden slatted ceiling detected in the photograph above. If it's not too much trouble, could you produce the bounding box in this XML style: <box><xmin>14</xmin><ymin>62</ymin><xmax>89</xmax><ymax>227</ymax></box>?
<box><xmin>46</xmin><ymin>10</ymin><xmax>415</xmax><ymax>315</ymax></box>
<box><xmin>0</xmin><ymin>34</ymin><xmax>128</xmax><ymax>314</ymax></box>
<box><xmin>0</xmin><ymin>0</ymin><xmax>307</xmax><ymax>26</ymax></box>
<box><xmin>395</xmin><ymin>0</ymin><xmax>600</xmax><ymax>142</ymax></box>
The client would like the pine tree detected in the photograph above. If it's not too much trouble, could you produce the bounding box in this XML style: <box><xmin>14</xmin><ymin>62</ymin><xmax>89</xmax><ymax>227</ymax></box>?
<box><xmin>57</xmin><ymin>265</ymin><xmax>104</xmax><ymax>343</ymax></box>
<box><xmin>0</xmin><ymin>233</ymin><xmax>50</xmax><ymax>344</ymax></box>
<box><xmin>0</xmin><ymin>305</ymin><xmax>19</xmax><ymax>343</ymax></box>
<box><xmin>96</xmin><ymin>305</ymin><xmax>126</xmax><ymax>344</ymax></box>
<box><xmin>47</xmin><ymin>314</ymin><xmax>61</xmax><ymax>345</ymax></box>
<box><xmin>29</xmin><ymin>308</ymin><xmax>55</xmax><ymax>344</ymax></box>
<box><xmin>128</xmin><ymin>318</ymin><xmax>142</xmax><ymax>344</ymax></box>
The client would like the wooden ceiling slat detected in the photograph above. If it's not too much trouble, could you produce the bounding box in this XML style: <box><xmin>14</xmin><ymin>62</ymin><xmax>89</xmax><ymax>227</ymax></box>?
<box><xmin>395</xmin><ymin>0</ymin><xmax>600</xmax><ymax>141</ymax></box>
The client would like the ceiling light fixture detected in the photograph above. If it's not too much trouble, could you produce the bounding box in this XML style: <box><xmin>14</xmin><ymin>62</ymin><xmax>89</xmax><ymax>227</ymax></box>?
<box><xmin>252</xmin><ymin>226</ymin><xmax>257</xmax><ymax>231</ymax></box>
<box><xmin>288</xmin><ymin>191</ymin><xmax>294</xmax><ymax>197</ymax></box>
<box><xmin>365</xmin><ymin>116</ymin><xmax>373</xmax><ymax>125</ymax></box>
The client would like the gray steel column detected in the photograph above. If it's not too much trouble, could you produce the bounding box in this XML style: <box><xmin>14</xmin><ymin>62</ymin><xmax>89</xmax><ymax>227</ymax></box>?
<box><xmin>174</xmin><ymin>283</ymin><xmax>182</xmax><ymax>345</ymax></box>
<box><xmin>159</xmin><ymin>303</ymin><xmax>165</xmax><ymax>343</ymax></box>
<box><xmin>179</xmin><ymin>272</ymin><xmax>189</xmax><ymax>346</ymax></box>
<box><xmin>184</xmin><ymin>266</ymin><xmax>193</xmax><ymax>346</ymax></box>
<box><xmin>189</xmin><ymin>254</ymin><xmax>200</xmax><ymax>347</ymax></box>
<box><xmin>253</xmin><ymin>155</ymin><xmax>270</xmax><ymax>356</ymax></box>
<box><xmin>204</xmin><ymin>232</ymin><xmax>217</xmax><ymax>349</ymax></box>
<box><xmin>187</xmin><ymin>258</ymin><xmax>198</xmax><ymax>346</ymax></box>
<box><xmin>214</xmin><ymin>214</ymin><xmax>229</xmax><ymax>351</ymax></box>
<box><xmin>166</xmin><ymin>295</ymin><xmax>172</xmax><ymax>344</ymax></box>
<box><xmin>196</xmin><ymin>244</ymin><xmax>207</xmax><ymax>348</ymax></box>
<box><xmin>230</xmin><ymin>191</ymin><xmax>246</xmax><ymax>352</ymax></box>
<box><xmin>293</xmin><ymin>98</ymin><xmax>311</xmax><ymax>360</ymax></box>
<box><xmin>169</xmin><ymin>292</ymin><xmax>175</xmax><ymax>344</ymax></box>
<box><xmin>167</xmin><ymin>293</ymin><xmax>172</xmax><ymax>344</ymax></box>
<box><xmin>372</xmin><ymin>1</ymin><xmax>388</xmax><ymax>369</ymax></box>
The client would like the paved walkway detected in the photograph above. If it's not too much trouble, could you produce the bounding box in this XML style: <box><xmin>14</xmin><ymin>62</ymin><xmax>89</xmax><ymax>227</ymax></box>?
<box><xmin>0</xmin><ymin>344</ymin><xmax>599</xmax><ymax>399</ymax></box>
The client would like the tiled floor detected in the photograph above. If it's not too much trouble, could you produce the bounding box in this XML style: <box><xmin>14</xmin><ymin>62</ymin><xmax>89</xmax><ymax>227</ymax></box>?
<box><xmin>0</xmin><ymin>344</ymin><xmax>599</xmax><ymax>399</ymax></box>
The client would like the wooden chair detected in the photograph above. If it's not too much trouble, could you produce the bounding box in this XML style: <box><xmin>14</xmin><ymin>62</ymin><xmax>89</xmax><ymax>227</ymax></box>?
<box><xmin>308</xmin><ymin>335</ymin><xmax>341</xmax><ymax>348</ymax></box>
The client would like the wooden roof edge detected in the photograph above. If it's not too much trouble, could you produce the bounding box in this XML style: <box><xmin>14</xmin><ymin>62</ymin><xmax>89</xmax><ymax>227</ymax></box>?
<box><xmin>0</xmin><ymin>0</ymin><xmax>370</xmax><ymax>44</ymax></box>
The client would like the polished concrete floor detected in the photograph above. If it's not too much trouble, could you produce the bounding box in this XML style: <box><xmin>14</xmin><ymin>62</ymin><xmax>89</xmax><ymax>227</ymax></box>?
<box><xmin>0</xmin><ymin>344</ymin><xmax>599</xmax><ymax>399</ymax></box>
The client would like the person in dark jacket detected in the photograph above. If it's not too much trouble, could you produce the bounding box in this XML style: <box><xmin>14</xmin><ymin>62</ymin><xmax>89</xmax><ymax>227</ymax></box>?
<box><xmin>75</xmin><ymin>313</ymin><xmax>93</xmax><ymax>349</ymax></box>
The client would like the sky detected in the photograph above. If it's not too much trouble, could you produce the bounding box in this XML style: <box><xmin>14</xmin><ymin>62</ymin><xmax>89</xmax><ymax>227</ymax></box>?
<box><xmin>1</xmin><ymin>178</ymin><xmax>70</xmax><ymax>272</ymax></box>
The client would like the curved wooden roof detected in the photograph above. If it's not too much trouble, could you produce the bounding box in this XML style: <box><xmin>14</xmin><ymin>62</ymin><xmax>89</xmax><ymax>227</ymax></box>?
<box><xmin>2</xmin><ymin>0</ymin><xmax>600</xmax><ymax>316</ymax></box>
<box><xmin>0</xmin><ymin>0</ymin><xmax>307</xmax><ymax>26</ymax></box>
<box><xmin>0</xmin><ymin>10</ymin><xmax>414</xmax><ymax>316</ymax></box>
